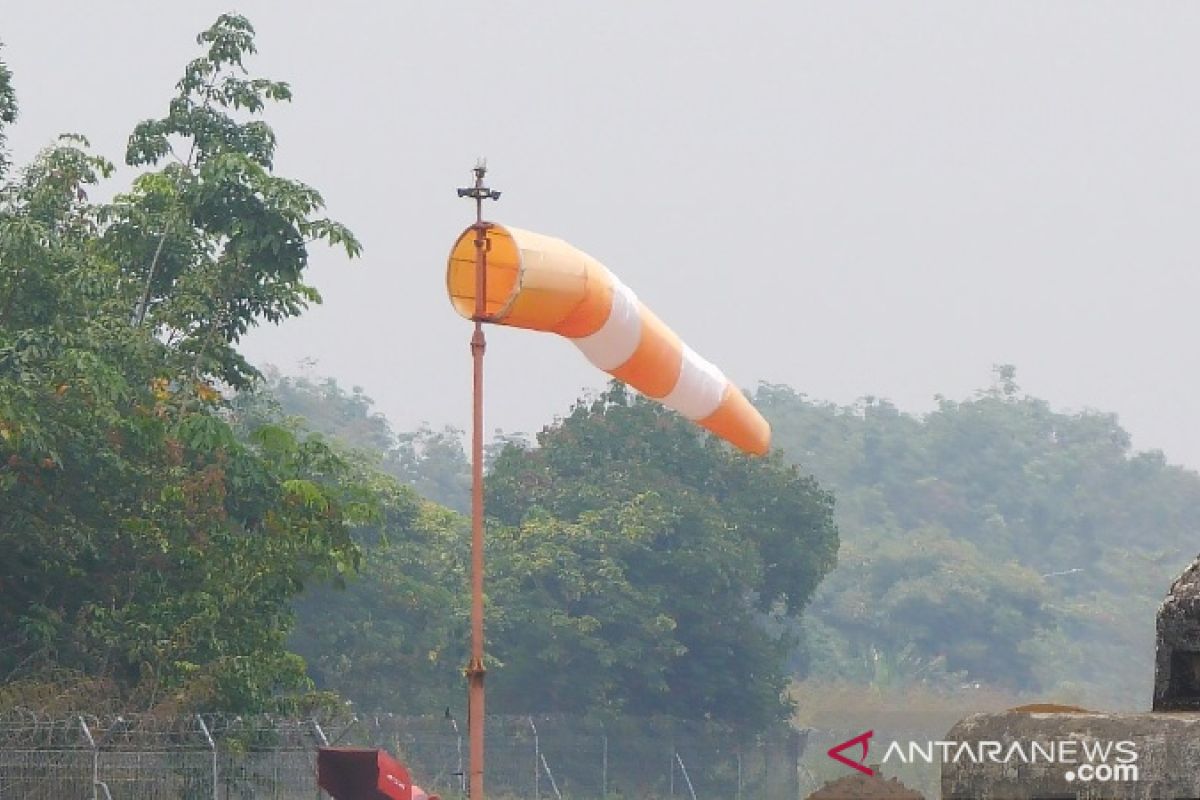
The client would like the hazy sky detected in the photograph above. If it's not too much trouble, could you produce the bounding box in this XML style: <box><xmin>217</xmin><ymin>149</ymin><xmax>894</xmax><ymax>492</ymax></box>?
<box><xmin>6</xmin><ymin>3</ymin><xmax>1199</xmax><ymax>468</ymax></box>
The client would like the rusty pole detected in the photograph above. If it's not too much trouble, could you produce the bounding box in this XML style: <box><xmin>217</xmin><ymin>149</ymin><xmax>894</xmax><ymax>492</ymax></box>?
<box><xmin>457</xmin><ymin>161</ymin><xmax>500</xmax><ymax>799</ymax></box>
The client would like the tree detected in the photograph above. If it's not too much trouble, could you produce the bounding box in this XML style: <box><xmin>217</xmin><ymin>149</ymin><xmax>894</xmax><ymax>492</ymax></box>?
<box><xmin>0</xmin><ymin>16</ymin><xmax>366</xmax><ymax>712</ymax></box>
<box><xmin>286</xmin><ymin>454</ymin><xmax>469</xmax><ymax>714</ymax></box>
<box><xmin>257</xmin><ymin>368</ymin><xmax>472</xmax><ymax>512</ymax></box>
<box><xmin>484</xmin><ymin>383</ymin><xmax>839</xmax><ymax>729</ymax></box>
<box><xmin>0</xmin><ymin>46</ymin><xmax>16</xmax><ymax>179</ymax></box>
<box><xmin>756</xmin><ymin>371</ymin><xmax>1200</xmax><ymax>706</ymax></box>
<box><xmin>261</xmin><ymin>377</ymin><xmax>837</xmax><ymax>729</ymax></box>
<box><xmin>805</xmin><ymin>526</ymin><xmax>1050</xmax><ymax>688</ymax></box>
<box><xmin>106</xmin><ymin>14</ymin><xmax>358</xmax><ymax>387</ymax></box>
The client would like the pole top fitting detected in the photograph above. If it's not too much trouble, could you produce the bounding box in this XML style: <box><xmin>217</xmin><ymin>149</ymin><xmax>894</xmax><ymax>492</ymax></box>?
<box><xmin>456</xmin><ymin>159</ymin><xmax>502</xmax><ymax>204</ymax></box>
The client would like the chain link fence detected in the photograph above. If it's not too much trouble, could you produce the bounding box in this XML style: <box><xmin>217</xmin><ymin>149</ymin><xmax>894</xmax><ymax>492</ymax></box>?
<box><xmin>0</xmin><ymin>711</ymin><xmax>808</xmax><ymax>799</ymax></box>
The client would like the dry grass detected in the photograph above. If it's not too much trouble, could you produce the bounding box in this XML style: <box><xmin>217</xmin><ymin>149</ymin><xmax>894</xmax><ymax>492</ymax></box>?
<box><xmin>0</xmin><ymin>671</ymin><xmax>125</xmax><ymax>716</ymax></box>
<box><xmin>790</xmin><ymin>679</ymin><xmax>1034</xmax><ymax>738</ymax></box>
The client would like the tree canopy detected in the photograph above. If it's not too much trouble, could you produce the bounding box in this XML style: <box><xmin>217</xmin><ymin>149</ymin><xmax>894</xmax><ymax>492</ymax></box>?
<box><xmin>483</xmin><ymin>384</ymin><xmax>838</xmax><ymax>727</ymax></box>
<box><xmin>6</xmin><ymin>12</ymin><xmax>1191</xmax><ymax>729</ymax></box>
<box><xmin>757</xmin><ymin>368</ymin><xmax>1200</xmax><ymax>706</ymax></box>
<box><xmin>276</xmin><ymin>379</ymin><xmax>839</xmax><ymax>730</ymax></box>
<box><xmin>0</xmin><ymin>16</ymin><xmax>366</xmax><ymax>712</ymax></box>
<box><xmin>275</xmin><ymin>363</ymin><xmax>1200</xmax><ymax>717</ymax></box>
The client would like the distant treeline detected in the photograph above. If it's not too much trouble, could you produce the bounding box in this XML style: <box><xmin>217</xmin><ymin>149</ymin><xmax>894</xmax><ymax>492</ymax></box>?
<box><xmin>270</xmin><ymin>376</ymin><xmax>838</xmax><ymax>729</ymax></box>
<box><xmin>3</xmin><ymin>11</ymin><xmax>1195</xmax><ymax>730</ymax></box>
<box><xmin>273</xmin><ymin>365</ymin><xmax>1200</xmax><ymax>712</ymax></box>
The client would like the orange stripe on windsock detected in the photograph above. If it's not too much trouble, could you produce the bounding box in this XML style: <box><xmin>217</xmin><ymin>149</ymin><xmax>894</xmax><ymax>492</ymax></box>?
<box><xmin>446</xmin><ymin>222</ymin><xmax>771</xmax><ymax>455</ymax></box>
<box><xmin>553</xmin><ymin>257</ymin><xmax>613</xmax><ymax>338</ymax></box>
<box><xmin>699</xmin><ymin>384</ymin><xmax>771</xmax><ymax>456</ymax></box>
<box><xmin>608</xmin><ymin>304</ymin><xmax>684</xmax><ymax>399</ymax></box>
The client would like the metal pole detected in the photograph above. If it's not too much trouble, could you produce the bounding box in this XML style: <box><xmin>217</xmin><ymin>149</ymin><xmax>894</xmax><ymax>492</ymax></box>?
<box><xmin>458</xmin><ymin>160</ymin><xmax>500</xmax><ymax>799</ymax></box>
<box><xmin>450</xmin><ymin>716</ymin><xmax>465</xmax><ymax>794</ymax></box>
<box><xmin>79</xmin><ymin>716</ymin><xmax>98</xmax><ymax>800</ymax></box>
<box><xmin>602</xmin><ymin>733</ymin><xmax>608</xmax><ymax>798</ymax></box>
<box><xmin>197</xmin><ymin>715</ymin><xmax>217</xmax><ymax>800</ymax></box>
<box><xmin>540</xmin><ymin>753</ymin><xmax>564</xmax><ymax>800</ymax></box>
<box><xmin>675</xmin><ymin>753</ymin><xmax>698</xmax><ymax>800</ymax></box>
<box><xmin>312</xmin><ymin>720</ymin><xmax>328</xmax><ymax>800</ymax></box>
<box><xmin>529</xmin><ymin>717</ymin><xmax>540</xmax><ymax>800</ymax></box>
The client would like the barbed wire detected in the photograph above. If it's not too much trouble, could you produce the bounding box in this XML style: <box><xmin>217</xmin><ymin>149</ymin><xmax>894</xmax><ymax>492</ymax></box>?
<box><xmin>0</xmin><ymin>710</ymin><xmax>824</xmax><ymax>799</ymax></box>
<box><xmin>0</xmin><ymin>709</ymin><xmax>777</xmax><ymax>746</ymax></box>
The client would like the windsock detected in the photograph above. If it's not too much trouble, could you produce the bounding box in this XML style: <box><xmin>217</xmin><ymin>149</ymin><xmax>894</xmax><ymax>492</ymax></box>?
<box><xmin>446</xmin><ymin>223</ymin><xmax>770</xmax><ymax>455</ymax></box>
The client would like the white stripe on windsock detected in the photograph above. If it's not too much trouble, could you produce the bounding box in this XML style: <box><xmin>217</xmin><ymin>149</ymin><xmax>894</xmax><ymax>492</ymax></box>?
<box><xmin>660</xmin><ymin>345</ymin><xmax>728</xmax><ymax>421</ymax></box>
<box><xmin>571</xmin><ymin>278</ymin><xmax>642</xmax><ymax>371</ymax></box>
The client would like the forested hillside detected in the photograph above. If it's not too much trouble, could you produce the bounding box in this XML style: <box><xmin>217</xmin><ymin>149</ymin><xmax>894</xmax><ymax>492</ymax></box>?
<box><xmin>273</xmin><ymin>378</ymin><xmax>839</xmax><ymax>729</ymax></box>
<box><xmin>271</xmin><ymin>368</ymin><xmax>1200</xmax><ymax>713</ymax></box>
<box><xmin>4</xmin><ymin>11</ymin><xmax>1194</xmax><ymax>732</ymax></box>
<box><xmin>758</xmin><ymin>369</ymin><xmax>1200</xmax><ymax>710</ymax></box>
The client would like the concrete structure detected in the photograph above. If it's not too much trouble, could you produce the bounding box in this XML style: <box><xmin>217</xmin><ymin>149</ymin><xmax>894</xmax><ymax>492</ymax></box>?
<box><xmin>941</xmin><ymin>709</ymin><xmax>1200</xmax><ymax>799</ymax></box>
<box><xmin>1153</xmin><ymin>554</ymin><xmax>1200</xmax><ymax>712</ymax></box>
<box><xmin>942</xmin><ymin>555</ymin><xmax>1200</xmax><ymax>799</ymax></box>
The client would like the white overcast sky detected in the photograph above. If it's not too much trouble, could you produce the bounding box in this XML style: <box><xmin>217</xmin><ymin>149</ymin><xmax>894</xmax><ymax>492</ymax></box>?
<box><xmin>5</xmin><ymin>2</ymin><xmax>1199</xmax><ymax>468</ymax></box>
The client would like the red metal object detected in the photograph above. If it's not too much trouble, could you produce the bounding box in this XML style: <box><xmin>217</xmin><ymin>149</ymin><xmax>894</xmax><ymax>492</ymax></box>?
<box><xmin>318</xmin><ymin>747</ymin><xmax>426</xmax><ymax>800</ymax></box>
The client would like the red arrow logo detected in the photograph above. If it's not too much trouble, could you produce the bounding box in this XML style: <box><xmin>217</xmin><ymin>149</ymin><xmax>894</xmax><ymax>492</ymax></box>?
<box><xmin>827</xmin><ymin>730</ymin><xmax>874</xmax><ymax>776</ymax></box>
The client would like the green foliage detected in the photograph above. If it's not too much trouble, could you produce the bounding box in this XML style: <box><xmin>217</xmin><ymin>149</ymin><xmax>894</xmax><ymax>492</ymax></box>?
<box><xmin>260</xmin><ymin>368</ymin><xmax>471</xmax><ymax>512</ymax></box>
<box><xmin>0</xmin><ymin>17</ymin><xmax>364</xmax><ymax>712</ymax></box>
<box><xmin>226</xmin><ymin>377</ymin><xmax>472</xmax><ymax>714</ymax></box>
<box><xmin>104</xmin><ymin>14</ymin><xmax>359</xmax><ymax>389</ymax></box>
<box><xmin>484</xmin><ymin>383</ymin><xmax>839</xmax><ymax>729</ymax></box>
<box><xmin>758</xmin><ymin>367</ymin><xmax>1200</xmax><ymax>705</ymax></box>
<box><xmin>264</xmin><ymin>377</ymin><xmax>838</xmax><ymax>730</ymax></box>
<box><xmin>288</xmin><ymin>472</ymin><xmax>469</xmax><ymax>713</ymax></box>
<box><xmin>0</xmin><ymin>46</ymin><xmax>15</xmax><ymax>179</ymax></box>
<box><xmin>804</xmin><ymin>527</ymin><xmax>1049</xmax><ymax>688</ymax></box>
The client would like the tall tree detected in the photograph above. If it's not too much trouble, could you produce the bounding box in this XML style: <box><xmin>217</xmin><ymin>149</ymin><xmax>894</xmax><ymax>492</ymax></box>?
<box><xmin>484</xmin><ymin>383</ymin><xmax>839</xmax><ymax>729</ymax></box>
<box><xmin>286</xmin><ymin>463</ymin><xmax>469</xmax><ymax>714</ymax></box>
<box><xmin>259</xmin><ymin>369</ymin><xmax>472</xmax><ymax>513</ymax></box>
<box><xmin>107</xmin><ymin>14</ymin><xmax>358</xmax><ymax>385</ymax></box>
<box><xmin>0</xmin><ymin>16</ymin><xmax>366</xmax><ymax>712</ymax></box>
<box><xmin>0</xmin><ymin>45</ymin><xmax>16</xmax><ymax>179</ymax></box>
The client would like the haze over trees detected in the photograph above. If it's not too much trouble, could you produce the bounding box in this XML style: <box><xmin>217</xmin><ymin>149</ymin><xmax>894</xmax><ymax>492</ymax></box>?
<box><xmin>272</xmin><ymin>367</ymin><xmax>1200</xmax><ymax>714</ymax></box>
<box><xmin>0</xmin><ymin>17</ymin><xmax>840</xmax><ymax>729</ymax></box>
<box><xmin>3</xmin><ymin>13</ymin><xmax>1196</xmax><ymax>735</ymax></box>
<box><xmin>758</xmin><ymin>368</ymin><xmax>1200</xmax><ymax>709</ymax></box>
<box><xmin>274</xmin><ymin>378</ymin><xmax>839</xmax><ymax>729</ymax></box>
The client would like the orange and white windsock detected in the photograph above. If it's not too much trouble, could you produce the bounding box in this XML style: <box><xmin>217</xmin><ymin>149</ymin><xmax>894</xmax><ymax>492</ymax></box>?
<box><xmin>446</xmin><ymin>223</ymin><xmax>770</xmax><ymax>456</ymax></box>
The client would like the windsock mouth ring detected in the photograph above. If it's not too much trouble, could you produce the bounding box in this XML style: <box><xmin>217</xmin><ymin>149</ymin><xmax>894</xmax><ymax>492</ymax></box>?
<box><xmin>446</xmin><ymin>223</ymin><xmax>523</xmax><ymax>321</ymax></box>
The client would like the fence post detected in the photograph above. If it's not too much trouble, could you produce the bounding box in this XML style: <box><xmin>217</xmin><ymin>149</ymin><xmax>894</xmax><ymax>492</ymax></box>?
<box><xmin>602</xmin><ymin>732</ymin><xmax>608</xmax><ymax>798</ymax></box>
<box><xmin>197</xmin><ymin>715</ymin><xmax>217</xmax><ymax>800</ymax></box>
<box><xmin>449</xmin><ymin>716</ymin><xmax>465</xmax><ymax>794</ymax></box>
<box><xmin>540</xmin><ymin>751</ymin><xmax>564</xmax><ymax>800</ymax></box>
<box><xmin>528</xmin><ymin>716</ymin><xmax>540</xmax><ymax>800</ymax></box>
<box><xmin>312</xmin><ymin>720</ymin><xmax>329</xmax><ymax>800</ymax></box>
<box><xmin>674</xmin><ymin>752</ymin><xmax>698</xmax><ymax>800</ymax></box>
<box><xmin>78</xmin><ymin>716</ymin><xmax>116</xmax><ymax>800</ymax></box>
<box><xmin>737</xmin><ymin>748</ymin><xmax>743</xmax><ymax>800</ymax></box>
<box><xmin>80</xmin><ymin>716</ymin><xmax>98</xmax><ymax>800</ymax></box>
